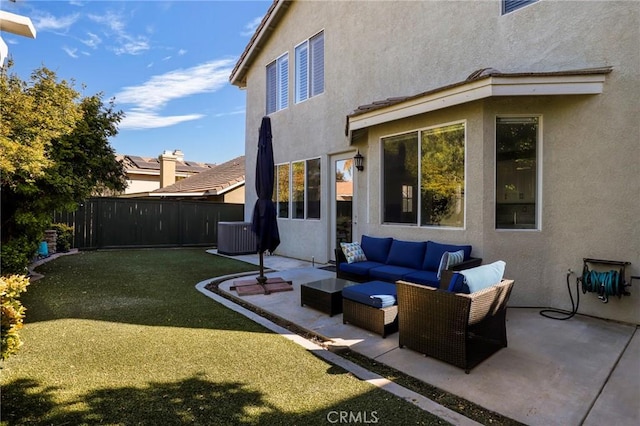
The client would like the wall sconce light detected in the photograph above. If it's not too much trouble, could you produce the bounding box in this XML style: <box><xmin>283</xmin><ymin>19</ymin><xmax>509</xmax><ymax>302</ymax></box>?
<box><xmin>354</xmin><ymin>151</ymin><xmax>364</xmax><ymax>172</ymax></box>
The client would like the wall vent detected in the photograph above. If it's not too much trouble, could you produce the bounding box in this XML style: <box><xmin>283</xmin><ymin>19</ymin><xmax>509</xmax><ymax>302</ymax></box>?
<box><xmin>217</xmin><ymin>222</ymin><xmax>257</xmax><ymax>255</ymax></box>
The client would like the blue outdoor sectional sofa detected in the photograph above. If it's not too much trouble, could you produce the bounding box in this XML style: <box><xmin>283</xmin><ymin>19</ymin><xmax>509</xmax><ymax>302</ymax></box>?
<box><xmin>335</xmin><ymin>235</ymin><xmax>482</xmax><ymax>288</ymax></box>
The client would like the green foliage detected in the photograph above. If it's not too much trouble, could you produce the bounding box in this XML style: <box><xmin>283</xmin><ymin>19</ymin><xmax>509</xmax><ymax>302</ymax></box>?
<box><xmin>0</xmin><ymin>274</ymin><xmax>30</xmax><ymax>360</ymax></box>
<box><xmin>0</xmin><ymin>62</ymin><xmax>126</xmax><ymax>273</ymax></box>
<box><xmin>0</xmin><ymin>237</ymin><xmax>36</xmax><ymax>276</ymax></box>
<box><xmin>50</xmin><ymin>223</ymin><xmax>74</xmax><ymax>252</ymax></box>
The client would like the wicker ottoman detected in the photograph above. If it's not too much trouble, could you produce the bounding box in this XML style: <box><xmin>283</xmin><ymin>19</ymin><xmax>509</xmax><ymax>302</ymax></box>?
<box><xmin>342</xmin><ymin>281</ymin><xmax>398</xmax><ymax>338</ymax></box>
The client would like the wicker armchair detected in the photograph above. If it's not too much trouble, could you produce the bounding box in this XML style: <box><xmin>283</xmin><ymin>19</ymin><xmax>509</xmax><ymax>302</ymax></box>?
<box><xmin>396</xmin><ymin>279</ymin><xmax>514</xmax><ymax>373</ymax></box>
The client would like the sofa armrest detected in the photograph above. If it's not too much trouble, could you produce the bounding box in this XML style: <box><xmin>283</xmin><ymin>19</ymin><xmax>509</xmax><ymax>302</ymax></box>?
<box><xmin>439</xmin><ymin>257</ymin><xmax>482</xmax><ymax>288</ymax></box>
<box><xmin>460</xmin><ymin>279</ymin><xmax>514</xmax><ymax>324</ymax></box>
<box><xmin>335</xmin><ymin>247</ymin><xmax>347</xmax><ymax>265</ymax></box>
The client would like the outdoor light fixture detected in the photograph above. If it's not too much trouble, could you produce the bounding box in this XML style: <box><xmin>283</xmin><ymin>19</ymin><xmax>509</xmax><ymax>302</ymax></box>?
<box><xmin>354</xmin><ymin>151</ymin><xmax>364</xmax><ymax>171</ymax></box>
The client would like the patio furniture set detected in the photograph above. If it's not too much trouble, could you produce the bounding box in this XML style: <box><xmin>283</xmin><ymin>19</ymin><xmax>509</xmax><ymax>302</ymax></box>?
<box><xmin>300</xmin><ymin>235</ymin><xmax>514</xmax><ymax>373</ymax></box>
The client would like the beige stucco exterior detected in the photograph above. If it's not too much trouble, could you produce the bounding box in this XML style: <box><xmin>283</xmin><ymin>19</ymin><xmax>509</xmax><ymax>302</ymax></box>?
<box><xmin>234</xmin><ymin>0</ymin><xmax>639</xmax><ymax>324</ymax></box>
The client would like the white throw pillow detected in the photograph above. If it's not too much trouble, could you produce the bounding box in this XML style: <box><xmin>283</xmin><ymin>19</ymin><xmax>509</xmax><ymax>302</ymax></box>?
<box><xmin>437</xmin><ymin>250</ymin><xmax>465</xmax><ymax>279</ymax></box>
<box><xmin>340</xmin><ymin>242</ymin><xmax>367</xmax><ymax>264</ymax></box>
<box><xmin>460</xmin><ymin>261</ymin><xmax>506</xmax><ymax>293</ymax></box>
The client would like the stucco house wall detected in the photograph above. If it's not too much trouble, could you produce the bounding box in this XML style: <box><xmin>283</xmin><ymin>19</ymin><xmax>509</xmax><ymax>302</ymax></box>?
<box><xmin>234</xmin><ymin>0</ymin><xmax>639</xmax><ymax>324</ymax></box>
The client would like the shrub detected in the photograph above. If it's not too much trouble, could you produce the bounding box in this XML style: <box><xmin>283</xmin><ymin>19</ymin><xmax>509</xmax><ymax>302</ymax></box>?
<box><xmin>0</xmin><ymin>237</ymin><xmax>36</xmax><ymax>275</ymax></box>
<box><xmin>51</xmin><ymin>223</ymin><xmax>74</xmax><ymax>252</ymax></box>
<box><xmin>1</xmin><ymin>274</ymin><xmax>30</xmax><ymax>360</ymax></box>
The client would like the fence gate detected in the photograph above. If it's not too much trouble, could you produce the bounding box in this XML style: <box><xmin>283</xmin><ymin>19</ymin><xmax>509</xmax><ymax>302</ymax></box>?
<box><xmin>53</xmin><ymin>198</ymin><xmax>244</xmax><ymax>250</ymax></box>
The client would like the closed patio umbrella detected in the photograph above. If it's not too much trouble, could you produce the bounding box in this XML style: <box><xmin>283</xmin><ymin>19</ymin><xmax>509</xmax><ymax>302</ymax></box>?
<box><xmin>251</xmin><ymin>116</ymin><xmax>280</xmax><ymax>285</ymax></box>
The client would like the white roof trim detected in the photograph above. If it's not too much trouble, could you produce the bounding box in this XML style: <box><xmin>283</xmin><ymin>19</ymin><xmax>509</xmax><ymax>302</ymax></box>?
<box><xmin>0</xmin><ymin>11</ymin><xmax>37</xmax><ymax>38</ymax></box>
<box><xmin>349</xmin><ymin>73</ymin><xmax>608</xmax><ymax>132</ymax></box>
<box><xmin>147</xmin><ymin>192</ymin><xmax>207</xmax><ymax>197</ymax></box>
<box><xmin>207</xmin><ymin>180</ymin><xmax>245</xmax><ymax>196</ymax></box>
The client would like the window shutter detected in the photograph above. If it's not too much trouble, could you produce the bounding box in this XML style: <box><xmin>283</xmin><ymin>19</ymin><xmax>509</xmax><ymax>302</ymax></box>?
<box><xmin>295</xmin><ymin>42</ymin><xmax>309</xmax><ymax>103</ymax></box>
<box><xmin>310</xmin><ymin>32</ymin><xmax>324</xmax><ymax>97</ymax></box>
<box><xmin>266</xmin><ymin>62</ymin><xmax>277</xmax><ymax>114</ymax></box>
<box><xmin>278</xmin><ymin>54</ymin><xmax>289</xmax><ymax>109</ymax></box>
<box><xmin>503</xmin><ymin>0</ymin><xmax>537</xmax><ymax>14</ymax></box>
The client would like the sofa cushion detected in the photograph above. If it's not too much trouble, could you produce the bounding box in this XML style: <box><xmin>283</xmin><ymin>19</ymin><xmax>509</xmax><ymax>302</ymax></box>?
<box><xmin>437</xmin><ymin>249</ymin><xmax>465</xmax><ymax>279</ymax></box>
<box><xmin>423</xmin><ymin>241</ymin><xmax>472</xmax><ymax>271</ymax></box>
<box><xmin>461</xmin><ymin>261</ymin><xmax>506</xmax><ymax>293</ymax></box>
<box><xmin>402</xmin><ymin>271</ymin><xmax>440</xmax><ymax>288</ymax></box>
<box><xmin>340</xmin><ymin>242</ymin><xmax>367</xmax><ymax>264</ymax></box>
<box><xmin>402</xmin><ymin>270</ymin><xmax>440</xmax><ymax>288</ymax></box>
<box><xmin>386</xmin><ymin>240</ymin><xmax>426</xmax><ymax>269</ymax></box>
<box><xmin>360</xmin><ymin>235</ymin><xmax>393</xmax><ymax>263</ymax></box>
<box><xmin>339</xmin><ymin>261</ymin><xmax>385</xmax><ymax>277</ymax></box>
<box><xmin>342</xmin><ymin>280</ymin><xmax>397</xmax><ymax>308</ymax></box>
<box><xmin>370</xmin><ymin>265</ymin><xmax>419</xmax><ymax>283</ymax></box>
<box><xmin>446</xmin><ymin>272</ymin><xmax>471</xmax><ymax>294</ymax></box>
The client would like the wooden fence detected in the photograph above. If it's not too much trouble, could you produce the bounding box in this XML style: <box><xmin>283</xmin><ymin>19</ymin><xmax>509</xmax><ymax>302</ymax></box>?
<box><xmin>53</xmin><ymin>198</ymin><xmax>244</xmax><ymax>250</ymax></box>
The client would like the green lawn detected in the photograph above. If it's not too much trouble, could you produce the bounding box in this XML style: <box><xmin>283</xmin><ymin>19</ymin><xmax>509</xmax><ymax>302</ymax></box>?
<box><xmin>1</xmin><ymin>248</ymin><xmax>444</xmax><ymax>425</ymax></box>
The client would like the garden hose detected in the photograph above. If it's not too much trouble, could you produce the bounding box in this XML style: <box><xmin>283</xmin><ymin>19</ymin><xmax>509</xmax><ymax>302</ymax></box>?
<box><xmin>539</xmin><ymin>271</ymin><xmax>579</xmax><ymax>320</ymax></box>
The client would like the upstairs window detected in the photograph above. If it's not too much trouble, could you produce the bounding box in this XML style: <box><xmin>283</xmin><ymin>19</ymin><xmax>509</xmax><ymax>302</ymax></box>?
<box><xmin>503</xmin><ymin>0</ymin><xmax>538</xmax><ymax>14</ymax></box>
<box><xmin>266</xmin><ymin>53</ymin><xmax>289</xmax><ymax>114</ymax></box>
<box><xmin>295</xmin><ymin>31</ymin><xmax>324</xmax><ymax>103</ymax></box>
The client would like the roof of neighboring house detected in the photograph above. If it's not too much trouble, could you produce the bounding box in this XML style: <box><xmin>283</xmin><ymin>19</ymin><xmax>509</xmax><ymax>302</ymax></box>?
<box><xmin>116</xmin><ymin>154</ymin><xmax>215</xmax><ymax>175</ymax></box>
<box><xmin>152</xmin><ymin>156</ymin><xmax>245</xmax><ymax>196</ymax></box>
<box><xmin>230</xmin><ymin>0</ymin><xmax>290</xmax><ymax>87</ymax></box>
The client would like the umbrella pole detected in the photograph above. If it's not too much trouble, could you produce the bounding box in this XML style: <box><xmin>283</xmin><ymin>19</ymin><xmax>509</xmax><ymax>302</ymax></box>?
<box><xmin>257</xmin><ymin>251</ymin><xmax>267</xmax><ymax>285</ymax></box>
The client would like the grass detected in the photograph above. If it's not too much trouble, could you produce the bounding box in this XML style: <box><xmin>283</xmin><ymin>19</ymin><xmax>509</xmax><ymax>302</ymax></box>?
<box><xmin>1</xmin><ymin>248</ymin><xmax>447</xmax><ymax>425</ymax></box>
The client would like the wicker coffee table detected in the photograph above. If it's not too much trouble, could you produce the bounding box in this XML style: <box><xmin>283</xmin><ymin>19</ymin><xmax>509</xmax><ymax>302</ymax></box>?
<box><xmin>300</xmin><ymin>278</ymin><xmax>359</xmax><ymax>316</ymax></box>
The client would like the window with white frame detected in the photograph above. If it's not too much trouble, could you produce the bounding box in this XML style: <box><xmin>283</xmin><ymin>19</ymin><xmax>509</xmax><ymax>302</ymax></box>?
<box><xmin>495</xmin><ymin>117</ymin><xmax>539</xmax><ymax>229</ymax></box>
<box><xmin>266</xmin><ymin>53</ymin><xmax>289</xmax><ymax>114</ymax></box>
<box><xmin>276</xmin><ymin>163</ymin><xmax>290</xmax><ymax>218</ymax></box>
<box><xmin>382</xmin><ymin>122</ymin><xmax>465</xmax><ymax>227</ymax></box>
<box><xmin>295</xmin><ymin>31</ymin><xmax>324</xmax><ymax>103</ymax></box>
<box><xmin>502</xmin><ymin>0</ymin><xmax>538</xmax><ymax>14</ymax></box>
<box><xmin>277</xmin><ymin>158</ymin><xmax>321</xmax><ymax>220</ymax></box>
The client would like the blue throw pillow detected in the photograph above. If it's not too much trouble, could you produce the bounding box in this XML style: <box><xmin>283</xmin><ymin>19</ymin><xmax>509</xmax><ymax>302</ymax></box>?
<box><xmin>360</xmin><ymin>235</ymin><xmax>393</xmax><ymax>263</ymax></box>
<box><xmin>446</xmin><ymin>272</ymin><xmax>470</xmax><ymax>294</ymax></box>
<box><xmin>460</xmin><ymin>261</ymin><xmax>506</xmax><ymax>293</ymax></box>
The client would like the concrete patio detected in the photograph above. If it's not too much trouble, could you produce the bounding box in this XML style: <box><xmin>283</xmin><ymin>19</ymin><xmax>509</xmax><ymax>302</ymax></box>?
<box><xmin>203</xmin><ymin>251</ymin><xmax>639</xmax><ymax>426</ymax></box>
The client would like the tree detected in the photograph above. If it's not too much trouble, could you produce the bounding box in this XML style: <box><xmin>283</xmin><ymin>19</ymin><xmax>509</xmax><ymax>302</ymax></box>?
<box><xmin>0</xmin><ymin>63</ymin><xmax>127</xmax><ymax>274</ymax></box>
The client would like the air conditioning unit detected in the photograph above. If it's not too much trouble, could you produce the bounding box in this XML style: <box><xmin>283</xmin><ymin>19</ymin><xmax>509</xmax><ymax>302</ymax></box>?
<box><xmin>217</xmin><ymin>222</ymin><xmax>257</xmax><ymax>255</ymax></box>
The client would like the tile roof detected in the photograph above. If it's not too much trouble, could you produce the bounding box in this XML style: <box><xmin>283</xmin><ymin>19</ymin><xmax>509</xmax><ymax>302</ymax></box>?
<box><xmin>116</xmin><ymin>154</ymin><xmax>215</xmax><ymax>174</ymax></box>
<box><xmin>230</xmin><ymin>0</ymin><xmax>291</xmax><ymax>87</ymax></box>
<box><xmin>348</xmin><ymin>67</ymin><xmax>614</xmax><ymax>119</ymax></box>
<box><xmin>152</xmin><ymin>156</ymin><xmax>245</xmax><ymax>195</ymax></box>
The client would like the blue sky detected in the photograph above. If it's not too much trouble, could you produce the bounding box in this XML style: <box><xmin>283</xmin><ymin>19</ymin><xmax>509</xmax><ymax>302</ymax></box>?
<box><xmin>2</xmin><ymin>0</ymin><xmax>273</xmax><ymax>165</ymax></box>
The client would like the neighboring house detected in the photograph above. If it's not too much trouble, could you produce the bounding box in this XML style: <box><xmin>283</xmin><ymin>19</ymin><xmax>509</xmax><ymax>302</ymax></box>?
<box><xmin>0</xmin><ymin>10</ymin><xmax>36</xmax><ymax>64</ymax></box>
<box><xmin>230</xmin><ymin>0</ymin><xmax>639</xmax><ymax>324</ymax></box>
<box><xmin>116</xmin><ymin>150</ymin><xmax>215</xmax><ymax>195</ymax></box>
<box><xmin>150</xmin><ymin>155</ymin><xmax>245</xmax><ymax>203</ymax></box>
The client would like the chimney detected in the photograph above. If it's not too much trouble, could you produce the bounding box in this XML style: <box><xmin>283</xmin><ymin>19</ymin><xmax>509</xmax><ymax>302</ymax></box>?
<box><xmin>172</xmin><ymin>149</ymin><xmax>184</xmax><ymax>161</ymax></box>
<box><xmin>159</xmin><ymin>150</ymin><xmax>178</xmax><ymax>188</ymax></box>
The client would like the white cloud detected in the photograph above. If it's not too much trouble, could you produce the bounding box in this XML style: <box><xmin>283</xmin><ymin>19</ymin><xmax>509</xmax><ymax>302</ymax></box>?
<box><xmin>214</xmin><ymin>108</ymin><xmax>245</xmax><ymax>118</ymax></box>
<box><xmin>62</xmin><ymin>46</ymin><xmax>78</xmax><ymax>58</ymax></box>
<box><xmin>119</xmin><ymin>111</ymin><xmax>204</xmax><ymax>130</ymax></box>
<box><xmin>33</xmin><ymin>13</ymin><xmax>79</xmax><ymax>32</ymax></box>
<box><xmin>115</xmin><ymin>59</ymin><xmax>235</xmax><ymax>130</ymax></box>
<box><xmin>178</xmin><ymin>49</ymin><xmax>187</xmax><ymax>56</ymax></box>
<box><xmin>80</xmin><ymin>32</ymin><xmax>102</xmax><ymax>49</ymax></box>
<box><xmin>241</xmin><ymin>16</ymin><xmax>263</xmax><ymax>37</ymax></box>
<box><xmin>115</xmin><ymin>59</ymin><xmax>234</xmax><ymax>111</ymax></box>
<box><xmin>88</xmin><ymin>10</ymin><xmax>149</xmax><ymax>56</ymax></box>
